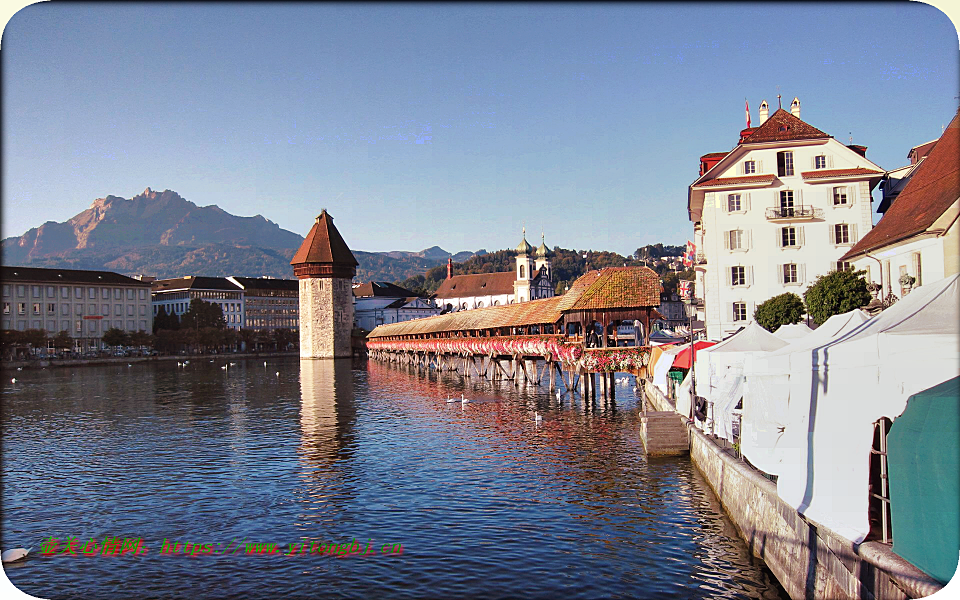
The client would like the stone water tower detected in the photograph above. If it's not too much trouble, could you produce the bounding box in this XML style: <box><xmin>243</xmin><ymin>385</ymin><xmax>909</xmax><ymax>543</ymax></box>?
<box><xmin>291</xmin><ymin>210</ymin><xmax>358</xmax><ymax>359</ymax></box>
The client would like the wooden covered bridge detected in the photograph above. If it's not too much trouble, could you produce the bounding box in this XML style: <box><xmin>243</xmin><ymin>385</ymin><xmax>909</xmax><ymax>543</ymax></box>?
<box><xmin>365</xmin><ymin>267</ymin><xmax>663</xmax><ymax>399</ymax></box>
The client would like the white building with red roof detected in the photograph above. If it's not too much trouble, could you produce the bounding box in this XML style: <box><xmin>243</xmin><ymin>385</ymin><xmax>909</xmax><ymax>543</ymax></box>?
<box><xmin>434</xmin><ymin>230</ymin><xmax>555</xmax><ymax>312</ymax></box>
<box><xmin>688</xmin><ymin>98</ymin><xmax>884</xmax><ymax>340</ymax></box>
<box><xmin>841</xmin><ymin>110</ymin><xmax>959</xmax><ymax>299</ymax></box>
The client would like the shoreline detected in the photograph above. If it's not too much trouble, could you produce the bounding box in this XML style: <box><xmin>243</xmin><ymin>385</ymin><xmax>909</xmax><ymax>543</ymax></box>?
<box><xmin>2</xmin><ymin>351</ymin><xmax>301</xmax><ymax>371</ymax></box>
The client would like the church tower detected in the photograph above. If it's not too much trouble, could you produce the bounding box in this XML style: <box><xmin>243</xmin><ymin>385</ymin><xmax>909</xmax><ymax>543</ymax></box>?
<box><xmin>535</xmin><ymin>233</ymin><xmax>552</xmax><ymax>283</ymax></box>
<box><xmin>513</xmin><ymin>228</ymin><xmax>535</xmax><ymax>303</ymax></box>
<box><xmin>291</xmin><ymin>210</ymin><xmax>358</xmax><ymax>359</ymax></box>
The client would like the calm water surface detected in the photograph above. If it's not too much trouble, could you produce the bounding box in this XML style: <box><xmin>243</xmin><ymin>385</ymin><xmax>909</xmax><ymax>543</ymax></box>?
<box><xmin>2</xmin><ymin>358</ymin><xmax>785</xmax><ymax>599</ymax></box>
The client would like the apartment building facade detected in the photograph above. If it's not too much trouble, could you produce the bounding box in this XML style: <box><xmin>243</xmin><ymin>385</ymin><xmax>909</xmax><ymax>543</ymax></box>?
<box><xmin>1</xmin><ymin>266</ymin><xmax>153</xmax><ymax>350</ymax></box>
<box><xmin>688</xmin><ymin>99</ymin><xmax>884</xmax><ymax>340</ymax></box>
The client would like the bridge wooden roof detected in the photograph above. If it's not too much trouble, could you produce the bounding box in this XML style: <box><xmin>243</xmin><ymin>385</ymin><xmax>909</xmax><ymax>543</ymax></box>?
<box><xmin>368</xmin><ymin>266</ymin><xmax>659</xmax><ymax>338</ymax></box>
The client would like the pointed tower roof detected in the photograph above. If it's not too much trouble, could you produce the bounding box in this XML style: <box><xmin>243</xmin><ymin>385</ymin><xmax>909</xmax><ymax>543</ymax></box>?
<box><xmin>742</xmin><ymin>108</ymin><xmax>831</xmax><ymax>144</ymax></box>
<box><xmin>516</xmin><ymin>228</ymin><xmax>534</xmax><ymax>255</ymax></box>
<box><xmin>291</xmin><ymin>210</ymin><xmax>358</xmax><ymax>278</ymax></box>
<box><xmin>535</xmin><ymin>233</ymin><xmax>552</xmax><ymax>259</ymax></box>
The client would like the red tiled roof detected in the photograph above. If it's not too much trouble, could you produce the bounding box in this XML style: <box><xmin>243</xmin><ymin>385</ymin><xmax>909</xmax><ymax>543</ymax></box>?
<box><xmin>290</xmin><ymin>210</ymin><xmax>358</xmax><ymax>266</ymax></box>
<box><xmin>743</xmin><ymin>109</ymin><xmax>831</xmax><ymax>143</ymax></box>
<box><xmin>842</xmin><ymin>112</ymin><xmax>960</xmax><ymax>260</ymax></box>
<box><xmin>801</xmin><ymin>168</ymin><xmax>883</xmax><ymax>180</ymax></box>
<box><xmin>701</xmin><ymin>152</ymin><xmax>730</xmax><ymax>159</ymax></box>
<box><xmin>565</xmin><ymin>267</ymin><xmax>660</xmax><ymax>310</ymax></box>
<box><xmin>694</xmin><ymin>174</ymin><xmax>776</xmax><ymax>188</ymax></box>
<box><xmin>434</xmin><ymin>271</ymin><xmax>517</xmax><ymax>298</ymax></box>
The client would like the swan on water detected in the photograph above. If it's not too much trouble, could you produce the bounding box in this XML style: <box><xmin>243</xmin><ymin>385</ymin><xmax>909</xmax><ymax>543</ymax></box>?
<box><xmin>535</xmin><ymin>412</ymin><xmax>543</xmax><ymax>423</ymax></box>
<box><xmin>445</xmin><ymin>396</ymin><xmax>458</xmax><ymax>403</ymax></box>
<box><xmin>461</xmin><ymin>393</ymin><xmax>470</xmax><ymax>404</ymax></box>
<box><xmin>1</xmin><ymin>548</ymin><xmax>30</xmax><ymax>563</ymax></box>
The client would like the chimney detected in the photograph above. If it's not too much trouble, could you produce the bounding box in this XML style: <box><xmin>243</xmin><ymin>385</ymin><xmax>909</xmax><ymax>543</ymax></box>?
<box><xmin>447</xmin><ymin>257</ymin><xmax>453</xmax><ymax>280</ymax></box>
<box><xmin>790</xmin><ymin>97</ymin><xmax>801</xmax><ymax>119</ymax></box>
<box><xmin>758</xmin><ymin>100</ymin><xmax>769</xmax><ymax>125</ymax></box>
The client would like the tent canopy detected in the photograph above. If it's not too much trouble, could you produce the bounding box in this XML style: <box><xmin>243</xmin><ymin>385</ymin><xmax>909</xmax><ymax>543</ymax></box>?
<box><xmin>779</xmin><ymin>274</ymin><xmax>959</xmax><ymax>542</ymax></box>
<box><xmin>773</xmin><ymin>322</ymin><xmax>813</xmax><ymax>341</ymax></box>
<box><xmin>708</xmin><ymin>321</ymin><xmax>789</xmax><ymax>353</ymax></box>
<box><xmin>887</xmin><ymin>376</ymin><xmax>960</xmax><ymax>585</ymax></box>
<box><xmin>673</xmin><ymin>340</ymin><xmax>717</xmax><ymax>369</ymax></box>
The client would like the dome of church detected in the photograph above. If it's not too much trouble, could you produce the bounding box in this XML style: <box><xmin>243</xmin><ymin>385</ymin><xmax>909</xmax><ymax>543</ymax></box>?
<box><xmin>516</xmin><ymin>232</ymin><xmax>534</xmax><ymax>255</ymax></box>
<box><xmin>536</xmin><ymin>236</ymin><xmax>552</xmax><ymax>259</ymax></box>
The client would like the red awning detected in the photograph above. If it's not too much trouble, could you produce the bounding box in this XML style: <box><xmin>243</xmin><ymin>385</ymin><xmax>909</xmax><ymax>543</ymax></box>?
<box><xmin>672</xmin><ymin>340</ymin><xmax>717</xmax><ymax>369</ymax></box>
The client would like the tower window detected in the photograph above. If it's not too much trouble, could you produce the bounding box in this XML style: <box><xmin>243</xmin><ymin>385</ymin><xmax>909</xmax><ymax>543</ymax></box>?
<box><xmin>519</xmin><ymin>265</ymin><xmax>524</xmax><ymax>278</ymax></box>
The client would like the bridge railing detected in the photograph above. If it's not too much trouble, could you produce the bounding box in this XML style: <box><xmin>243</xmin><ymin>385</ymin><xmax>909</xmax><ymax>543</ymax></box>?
<box><xmin>366</xmin><ymin>334</ymin><xmax>650</xmax><ymax>371</ymax></box>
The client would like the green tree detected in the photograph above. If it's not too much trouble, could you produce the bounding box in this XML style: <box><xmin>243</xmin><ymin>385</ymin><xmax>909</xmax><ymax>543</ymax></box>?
<box><xmin>129</xmin><ymin>330</ymin><xmax>154</xmax><ymax>350</ymax></box>
<box><xmin>153</xmin><ymin>306</ymin><xmax>180</xmax><ymax>332</ymax></box>
<box><xmin>52</xmin><ymin>330</ymin><xmax>73</xmax><ymax>352</ymax></box>
<box><xmin>804</xmin><ymin>269</ymin><xmax>872</xmax><ymax>326</ymax></box>
<box><xmin>154</xmin><ymin>329</ymin><xmax>184</xmax><ymax>354</ymax></box>
<box><xmin>273</xmin><ymin>328</ymin><xmax>297</xmax><ymax>351</ymax></box>
<box><xmin>102</xmin><ymin>327</ymin><xmax>130</xmax><ymax>348</ymax></box>
<box><xmin>22</xmin><ymin>328</ymin><xmax>48</xmax><ymax>356</ymax></box>
<box><xmin>238</xmin><ymin>328</ymin><xmax>258</xmax><ymax>352</ymax></box>
<box><xmin>754</xmin><ymin>293</ymin><xmax>806</xmax><ymax>332</ymax></box>
<box><xmin>1</xmin><ymin>329</ymin><xmax>25</xmax><ymax>358</ymax></box>
<box><xmin>181</xmin><ymin>299</ymin><xmax>225</xmax><ymax>330</ymax></box>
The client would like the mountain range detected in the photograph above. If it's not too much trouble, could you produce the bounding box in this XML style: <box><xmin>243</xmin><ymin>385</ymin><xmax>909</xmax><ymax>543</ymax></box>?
<box><xmin>1</xmin><ymin>188</ymin><xmax>481</xmax><ymax>282</ymax></box>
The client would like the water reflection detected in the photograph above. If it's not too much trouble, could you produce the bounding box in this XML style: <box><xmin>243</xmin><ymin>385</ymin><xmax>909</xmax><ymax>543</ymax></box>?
<box><xmin>2</xmin><ymin>358</ymin><xmax>785</xmax><ymax>599</ymax></box>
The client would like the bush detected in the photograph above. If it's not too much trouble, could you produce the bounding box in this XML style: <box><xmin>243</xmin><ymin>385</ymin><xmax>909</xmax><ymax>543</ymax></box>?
<box><xmin>754</xmin><ymin>293</ymin><xmax>805</xmax><ymax>332</ymax></box>
<box><xmin>804</xmin><ymin>269</ymin><xmax>872</xmax><ymax>326</ymax></box>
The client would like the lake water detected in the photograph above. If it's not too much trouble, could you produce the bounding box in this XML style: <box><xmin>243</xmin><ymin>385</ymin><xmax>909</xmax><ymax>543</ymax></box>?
<box><xmin>2</xmin><ymin>357</ymin><xmax>785</xmax><ymax>598</ymax></box>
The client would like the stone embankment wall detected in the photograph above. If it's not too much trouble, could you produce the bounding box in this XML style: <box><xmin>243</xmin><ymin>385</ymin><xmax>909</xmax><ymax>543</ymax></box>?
<box><xmin>643</xmin><ymin>380</ymin><xmax>943</xmax><ymax>599</ymax></box>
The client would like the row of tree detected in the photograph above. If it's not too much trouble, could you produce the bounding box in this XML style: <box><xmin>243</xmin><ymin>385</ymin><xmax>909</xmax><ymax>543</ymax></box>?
<box><xmin>753</xmin><ymin>269</ymin><xmax>874</xmax><ymax>332</ymax></box>
<box><xmin>0</xmin><ymin>325</ymin><xmax>299</xmax><ymax>357</ymax></box>
<box><xmin>394</xmin><ymin>245</ymin><xmax>695</xmax><ymax>297</ymax></box>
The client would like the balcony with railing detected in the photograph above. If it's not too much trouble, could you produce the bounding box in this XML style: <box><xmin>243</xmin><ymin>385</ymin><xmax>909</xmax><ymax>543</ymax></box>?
<box><xmin>765</xmin><ymin>205</ymin><xmax>824</xmax><ymax>221</ymax></box>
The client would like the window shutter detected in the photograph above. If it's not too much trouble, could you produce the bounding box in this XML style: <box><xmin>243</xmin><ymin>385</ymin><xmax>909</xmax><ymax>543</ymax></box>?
<box><xmin>726</xmin><ymin>303</ymin><xmax>734</xmax><ymax>323</ymax></box>
<box><xmin>758</xmin><ymin>159</ymin><xmax>763</xmax><ymax>173</ymax></box>
<box><xmin>799</xmin><ymin>226</ymin><xmax>806</xmax><ymax>246</ymax></box>
<box><xmin>738</xmin><ymin>162</ymin><xmax>744</xmax><ymax>175</ymax></box>
<box><xmin>828</xmin><ymin>155</ymin><xmax>835</xmax><ymax>168</ymax></box>
<box><xmin>810</xmin><ymin>156</ymin><xmax>816</xmax><ymax>169</ymax></box>
<box><xmin>726</xmin><ymin>267</ymin><xmax>732</xmax><ymax>287</ymax></box>
<box><xmin>800</xmin><ymin>263</ymin><xmax>806</xmax><ymax>283</ymax></box>
<box><xmin>829</xmin><ymin>224</ymin><xmax>836</xmax><ymax>244</ymax></box>
<box><xmin>747</xmin><ymin>266</ymin><xmax>754</xmax><ymax>286</ymax></box>
<box><xmin>745</xmin><ymin>192</ymin><xmax>751</xmax><ymax>211</ymax></box>
<box><xmin>851</xmin><ymin>223</ymin><xmax>858</xmax><ymax>243</ymax></box>
<box><xmin>777</xmin><ymin>264</ymin><xmax>784</xmax><ymax>284</ymax></box>
<box><xmin>797</xmin><ymin>188</ymin><xmax>803</xmax><ymax>204</ymax></box>
<box><xmin>776</xmin><ymin>227</ymin><xmax>782</xmax><ymax>248</ymax></box>
<box><xmin>848</xmin><ymin>185</ymin><xmax>857</xmax><ymax>204</ymax></box>
<box><xmin>749</xmin><ymin>302</ymin><xmax>756</xmax><ymax>320</ymax></box>
<box><xmin>724</xmin><ymin>231</ymin><xmax>730</xmax><ymax>249</ymax></box>
<box><xmin>747</xmin><ymin>229</ymin><xmax>753</xmax><ymax>250</ymax></box>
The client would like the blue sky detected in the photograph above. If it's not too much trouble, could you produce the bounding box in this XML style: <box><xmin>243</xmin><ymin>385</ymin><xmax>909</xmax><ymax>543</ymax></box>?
<box><xmin>2</xmin><ymin>3</ymin><xmax>958</xmax><ymax>257</ymax></box>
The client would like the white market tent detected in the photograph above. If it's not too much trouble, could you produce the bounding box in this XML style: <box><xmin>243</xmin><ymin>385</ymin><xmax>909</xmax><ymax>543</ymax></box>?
<box><xmin>773</xmin><ymin>322</ymin><xmax>813</xmax><ymax>341</ymax></box>
<box><xmin>741</xmin><ymin>309</ymin><xmax>871</xmax><ymax>477</ymax></box>
<box><xmin>774</xmin><ymin>274</ymin><xmax>959</xmax><ymax>543</ymax></box>
<box><xmin>651</xmin><ymin>346</ymin><xmax>683</xmax><ymax>395</ymax></box>
<box><xmin>693</xmin><ymin>321</ymin><xmax>788</xmax><ymax>441</ymax></box>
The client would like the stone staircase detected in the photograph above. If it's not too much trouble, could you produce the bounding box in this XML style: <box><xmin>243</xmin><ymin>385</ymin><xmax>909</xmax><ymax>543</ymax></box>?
<box><xmin>640</xmin><ymin>411</ymin><xmax>689</xmax><ymax>456</ymax></box>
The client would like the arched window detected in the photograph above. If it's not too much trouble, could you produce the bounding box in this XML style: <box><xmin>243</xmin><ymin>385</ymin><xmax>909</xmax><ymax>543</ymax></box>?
<box><xmin>477</xmin><ymin>301</ymin><xmax>483</xmax><ymax>308</ymax></box>
<box><xmin>493</xmin><ymin>300</ymin><xmax>500</xmax><ymax>305</ymax></box>
<box><xmin>461</xmin><ymin>303</ymin><xmax>467</xmax><ymax>310</ymax></box>
<box><xmin>519</xmin><ymin>265</ymin><xmax>525</xmax><ymax>278</ymax></box>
